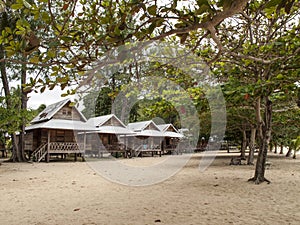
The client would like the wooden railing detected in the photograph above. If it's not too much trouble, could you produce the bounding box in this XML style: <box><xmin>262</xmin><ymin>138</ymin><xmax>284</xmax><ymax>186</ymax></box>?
<box><xmin>32</xmin><ymin>142</ymin><xmax>84</xmax><ymax>162</ymax></box>
<box><xmin>32</xmin><ymin>143</ymin><xmax>48</xmax><ymax>162</ymax></box>
<box><xmin>48</xmin><ymin>142</ymin><xmax>83</xmax><ymax>153</ymax></box>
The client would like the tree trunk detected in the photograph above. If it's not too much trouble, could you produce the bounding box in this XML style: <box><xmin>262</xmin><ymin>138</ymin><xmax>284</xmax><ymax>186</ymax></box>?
<box><xmin>280</xmin><ymin>142</ymin><xmax>284</xmax><ymax>154</ymax></box>
<box><xmin>269</xmin><ymin>142</ymin><xmax>273</xmax><ymax>152</ymax></box>
<box><xmin>249</xmin><ymin>97</ymin><xmax>272</xmax><ymax>184</ymax></box>
<box><xmin>286</xmin><ymin>147</ymin><xmax>292</xmax><ymax>157</ymax></box>
<box><xmin>247</xmin><ymin>127</ymin><xmax>256</xmax><ymax>165</ymax></box>
<box><xmin>293</xmin><ymin>149</ymin><xmax>296</xmax><ymax>159</ymax></box>
<box><xmin>240</xmin><ymin>129</ymin><xmax>247</xmax><ymax>160</ymax></box>
<box><xmin>19</xmin><ymin>59</ymin><xmax>28</xmax><ymax>161</ymax></box>
<box><xmin>7</xmin><ymin>60</ymin><xmax>27</xmax><ymax>162</ymax></box>
<box><xmin>274</xmin><ymin>143</ymin><xmax>277</xmax><ymax>153</ymax></box>
<box><xmin>1</xmin><ymin>42</ymin><xmax>20</xmax><ymax>161</ymax></box>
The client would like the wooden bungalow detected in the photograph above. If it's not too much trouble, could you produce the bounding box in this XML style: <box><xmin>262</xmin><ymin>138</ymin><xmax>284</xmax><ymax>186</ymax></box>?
<box><xmin>82</xmin><ymin>114</ymin><xmax>134</xmax><ymax>158</ymax></box>
<box><xmin>126</xmin><ymin>120</ymin><xmax>164</xmax><ymax>157</ymax></box>
<box><xmin>25</xmin><ymin>99</ymin><xmax>89</xmax><ymax>162</ymax></box>
<box><xmin>157</xmin><ymin>124</ymin><xmax>184</xmax><ymax>155</ymax></box>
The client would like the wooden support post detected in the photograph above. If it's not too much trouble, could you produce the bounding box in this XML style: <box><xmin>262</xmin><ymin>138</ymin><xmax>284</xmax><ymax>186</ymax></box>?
<box><xmin>46</xmin><ymin>131</ymin><xmax>50</xmax><ymax>163</ymax></box>
<box><xmin>83</xmin><ymin>132</ymin><xmax>86</xmax><ymax>152</ymax></box>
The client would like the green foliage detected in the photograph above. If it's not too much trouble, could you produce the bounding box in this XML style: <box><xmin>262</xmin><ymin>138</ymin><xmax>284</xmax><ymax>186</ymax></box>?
<box><xmin>0</xmin><ymin>88</ymin><xmax>36</xmax><ymax>134</ymax></box>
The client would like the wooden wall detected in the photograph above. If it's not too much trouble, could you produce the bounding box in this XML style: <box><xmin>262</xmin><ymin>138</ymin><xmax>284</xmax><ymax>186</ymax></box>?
<box><xmin>53</xmin><ymin>105</ymin><xmax>84</xmax><ymax>121</ymax></box>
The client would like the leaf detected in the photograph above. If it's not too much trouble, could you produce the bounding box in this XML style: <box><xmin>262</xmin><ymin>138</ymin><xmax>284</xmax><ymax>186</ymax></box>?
<box><xmin>11</xmin><ymin>4</ymin><xmax>23</xmax><ymax>10</ymax></box>
<box><xmin>23</xmin><ymin>86</ymin><xmax>32</xmax><ymax>93</ymax></box>
<box><xmin>147</xmin><ymin>5</ymin><xmax>157</xmax><ymax>16</ymax></box>
<box><xmin>47</xmin><ymin>50</ymin><xmax>56</xmax><ymax>58</ymax></box>
<box><xmin>40</xmin><ymin>86</ymin><xmax>46</xmax><ymax>93</ymax></box>
<box><xmin>265</xmin><ymin>0</ymin><xmax>282</xmax><ymax>9</ymax></box>
<box><xmin>22</xmin><ymin>0</ymin><xmax>32</xmax><ymax>9</ymax></box>
<box><xmin>196</xmin><ymin>0</ymin><xmax>209</xmax><ymax>7</ymax></box>
<box><xmin>29</xmin><ymin>56</ymin><xmax>40</xmax><ymax>64</ymax></box>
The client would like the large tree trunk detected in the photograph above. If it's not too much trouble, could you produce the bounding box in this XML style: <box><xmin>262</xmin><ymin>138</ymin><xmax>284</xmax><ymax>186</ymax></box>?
<box><xmin>249</xmin><ymin>97</ymin><xmax>272</xmax><ymax>184</ymax></box>
<box><xmin>274</xmin><ymin>142</ymin><xmax>277</xmax><ymax>153</ymax></box>
<box><xmin>1</xmin><ymin>10</ymin><xmax>25</xmax><ymax>162</ymax></box>
<box><xmin>6</xmin><ymin>60</ymin><xmax>27</xmax><ymax>162</ymax></box>
<box><xmin>240</xmin><ymin>129</ymin><xmax>247</xmax><ymax>160</ymax></box>
<box><xmin>247</xmin><ymin>127</ymin><xmax>256</xmax><ymax>165</ymax></box>
<box><xmin>19</xmin><ymin>59</ymin><xmax>28</xmax><ymax>161</ymax></box>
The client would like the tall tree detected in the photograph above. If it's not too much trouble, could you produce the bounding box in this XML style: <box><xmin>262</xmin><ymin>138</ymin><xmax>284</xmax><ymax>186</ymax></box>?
<box><xmin>208</xmin><ymin>0</ymin><xmax>300</xmax><ymax>183</ymax></box>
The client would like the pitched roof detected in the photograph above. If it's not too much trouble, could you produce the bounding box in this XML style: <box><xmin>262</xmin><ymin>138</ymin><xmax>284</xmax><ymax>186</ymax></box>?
<box><xmin>127</xmin><ymin>120</ymin><xmax>160</xmax><ymax>132</ymax></box>
<box><xmin>157</xmin><ymin>124</ymin><xmax>178</xmax><ymax>132</ymax></box>
<box><xmin>86</xmin><ymin>114</ymin><xmax>133</xmax><ymax>134</ymax></box>
<box><xmin>127</xmin><ymin>120</ymin><xmax>163</xmax><ymax>137</ymax></box>
<box><xmin>86</xmin><ymin>114</ymin><xmax>125</xmax><ymax>128</ymax></box>
<box><xmin>25</xmin><ymin>119</ymin><xmax>92</xmax><ymax>131</ymax></box>
<box><xmin>157</xmin><ymin>124</ymin><xmax>184</xmax><ymax>138</ymax></box>
<box><xmin>30</xmin><ymin>99</ymin><xmax>87</xmax><ymax>124</ymax></box>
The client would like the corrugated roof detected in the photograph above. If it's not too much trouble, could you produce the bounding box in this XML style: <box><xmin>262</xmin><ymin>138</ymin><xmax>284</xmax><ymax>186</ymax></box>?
<box><xmin>127</xmin><ymin>120</ymin><xmax>163</xmax><ymax>137</ymax></box>
<box><xmin>30</xmin><ymin>99</ymin><xmax>87</xmax><ymax>124</ymax></box>
<box><xmin>25</xmin><ymin>119</ymin><xmax>92</xmax><ymax>131</ymax></box>
<box><xmin>127</xmin><ymin>120</ymin><xmax>160</xmax><ymax>132</ymax></box>
<box><xmin>134</xmin><ymin>129</ymin><xmax>163</xmax><ymax>137</ymax></box>
<box><xmin>157</xmin><ymin>124</ymin><xmax>183</xmax><ymax>138</ymax></box>
<box><xmin>87</xmin><ymin>126</ymin><xmax>134</xmax><ymax>135</ymax></box>
<box><xmin>157</xmin><ymin>124</ymin><xmax>177</xmax><ymax>132</ymax></box>
<box><xmin>31</xmin><ymin>99</ymin><xmax>70</xmax><ymax>124</ymax></box>
<box><xmin>86</xmin><ymin>114</ymin><xmax>133</xmax><ymax>134</ymax></box>
<box><xmin>87</xmin><ymin>114</ymin><xmax>126</xmax><ymax>128</ymax></box>
<box><xmin>162</xmin><ymin>131</ymin><xmax>184</xmax><ymax>138</ymax></box>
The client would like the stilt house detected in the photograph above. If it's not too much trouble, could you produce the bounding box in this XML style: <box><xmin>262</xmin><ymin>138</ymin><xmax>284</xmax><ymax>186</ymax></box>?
<box><xmin>157</xmin><ymin>124</ymin><xmax>183</xmax><ymax>154</ymax></box>
<box><xmin>127</xmin><ymin>120</ymin><xmax>164</xmax><ymax>157</ymax></box>
<box><xmin>25</xmin><ymin>99</ymin><xmax>89</xmax><ymax>162</ymax></box>
<box><xmin>83</xmin><ymin>114</ymin><xmax>133</xmax><ymax>157</ymax></box>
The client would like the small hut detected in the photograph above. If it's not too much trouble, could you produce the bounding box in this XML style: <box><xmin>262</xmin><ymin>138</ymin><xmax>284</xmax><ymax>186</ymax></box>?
<box><xmin>25</xmin><ymin>99</ymin><xmax>88</xmax><ymax>162</ymax></box>
<box><xmin>157</xmin><ymin>124</ymin><xmax>183</xmax><ymax>154</ymax></box>
<box><xmin>83</xmin><ymin>114</ymin><xmax>133</xmax><ymax>157</ymax></box>
<box><xmin>127</xmin><ymin>120</ymin><xmax>164</xmax><ymax>157</ymax></box>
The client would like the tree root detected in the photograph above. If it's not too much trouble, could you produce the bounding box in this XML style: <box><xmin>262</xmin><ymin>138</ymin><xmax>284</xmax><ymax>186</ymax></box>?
<box><xmin>248</xmin><ymin>177</ymin><xmax>271</xmax><ymax>184</ymax></box>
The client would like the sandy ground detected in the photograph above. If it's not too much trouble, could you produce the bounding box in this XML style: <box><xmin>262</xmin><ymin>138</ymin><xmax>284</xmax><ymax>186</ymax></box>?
<box><xmin>0</xmin><ymin>151</ymin><xmax>300</xmax><ymax>225</ymax></box>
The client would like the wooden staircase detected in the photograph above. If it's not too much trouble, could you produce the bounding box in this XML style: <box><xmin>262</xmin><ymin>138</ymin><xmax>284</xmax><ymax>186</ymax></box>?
<box><xmin>32</xmin><ymin>143</ymin><xmax>48</xmax><ymax>162</ymax></box>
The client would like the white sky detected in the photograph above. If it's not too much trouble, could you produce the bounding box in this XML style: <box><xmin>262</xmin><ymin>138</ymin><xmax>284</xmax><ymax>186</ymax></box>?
<box><xmin>27</xmin><ymin>86</ymin><xmax>69</xmax><ymax>109</ymax></box>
